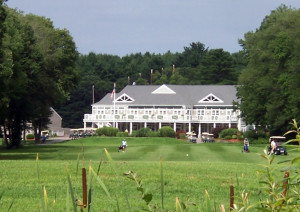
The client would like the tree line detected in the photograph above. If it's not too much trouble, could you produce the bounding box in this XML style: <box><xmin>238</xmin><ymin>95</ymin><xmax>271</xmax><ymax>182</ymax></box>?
<box><xmin>1</xmin><ymin>1</ymin><xmax>300</xmax><ymax>147</ymax></box>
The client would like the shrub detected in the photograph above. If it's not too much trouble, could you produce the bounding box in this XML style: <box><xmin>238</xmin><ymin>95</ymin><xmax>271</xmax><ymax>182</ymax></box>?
<box><xmin>243</xmin><ymin>129</ymin><xmax>258</xmax><ymax>140</ymax></box>
<box><xmin>232</xmin><ymin>135</ymin><xmax>237</xmax><ymax>139</ymax></box>
<box><xmin>250</xmin><ymin>137</ymin><xmax>268</xmax><ymax>144</ymax></box>
<box><xmin>136</xmin><ymin>128</ymin><xmax>152</xmax><ymax>137</ymax></box>
<box><xmin>179</xmin><ymin>133</ymin><xmax>186</xmax><ymax>139</ymax></box>
<box><xmin>130</xmin><ymin>130</ymin><xmax>137</xmax><ymax>137</ymax></box>
<box><xmin>211</xmin><ymin>127</ymin><xmax>225</xmax><ymax>139</ymax></box>
<box><xmin>218</xmin><ymin>128</ymin><xmax>239</xmax><ymax>139</ymax></box>
<box><xmin>159</xmin><ymin>126</ymin><xmax>175</xmax><ymax>138</ymax></box>
<box><xmin>116</xmin><ymin>132</ymin><xmax>129</xmax><ymax>137</ymax></box>
<box><xmin>26</xmin><ymin>134</ymin><xmax>34</xmax><ymax>139</ymax></box>
<box><xmin>224</xmin><ymin>135</ymin><xmax>232</xmax><ymax>140</ymax></box>
<box><xmin>175</xmin><ymin>129</ymin><xmax>186</xmax><ymax>139</ymax></box>
<box><xmin>96</xmin><ymin>126</ymin><xmax>119</xmax><ymax>136</ymax></box>
<box><xmin>147</xmin><ymin>131</ymin><xmax>160</xmax><ymax>137</ymax></box>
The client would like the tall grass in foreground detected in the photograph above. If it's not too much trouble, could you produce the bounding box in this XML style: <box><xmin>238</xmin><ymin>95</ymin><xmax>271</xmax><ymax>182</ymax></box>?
<box><xmin>63</xmin><ymin>148</ymin><xmax>300</xmax><ymax>211</ymax></box>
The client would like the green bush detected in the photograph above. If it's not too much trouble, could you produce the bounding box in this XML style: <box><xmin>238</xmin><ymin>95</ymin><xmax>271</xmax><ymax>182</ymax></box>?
<box><xmin>26</xmin><ymin>134</ymin><xmax>34</xmax><ymax>139</ymax></box>
<box><xmin>244</xmin><ymin>129</ymin><xmax>258</xmax><ymax>140</ymax></box>
<box><xmin>130</xmin><ymin>130</ymin><xmax>137</xmax><ymax>137</ymax></box>
<box><xmin>224</xmin><ymin>135</ymin><xmax>232</xmax><ymax>140</ymax></box>
<box><xmin>232</xmin><ymin>135</ymin><xmax>237</xmax><ymax>139</ymax></box>
<box><xmin>96</xmin><ymin>126</ymin><xmax>119</xmax><ymax>136</ymax></box>
<box><xmin>136</xmin><ymin>128</ymin><xmax>152</xmax><ymax>137</ymax></box>
<box><xmin>175</xmin><ymin>129</ymin><xmax>186</xmax><ymax>139</ymax></box>
<box><xmin>250</xmin><ymin>137</ymin><xmax>268</xmax><ymax>144</ymax></box>
<box><xmin>179</xmin><ymin>133</ymin><xmax>186</xmax><ymax>139</ymax></box>
<box><xmin>116</xmin><ymin>132</ymin><xmax>129</xmax><ymax>137</ymax></box>
<box><xmin>159</xmin><ymin>126</ymin><xmax>175</xmax><ymax>137</ymax></box>
<box><xmin>218</xmin><ymin>128</ymin><xmax>239</xmax><ymax>139</ymax></box>
<box><xmin>147</xmin><ymin>131</ymin><xmax>160</xmax><ymax>137</ymax></box>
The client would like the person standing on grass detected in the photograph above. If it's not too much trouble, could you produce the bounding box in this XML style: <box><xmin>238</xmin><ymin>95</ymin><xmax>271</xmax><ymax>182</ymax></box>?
<box><xmin>270</xmin><ymin>139</ymin><xmax>277</xmax><ymax>154</ymax></box>
<box><xmin>122</xmin><ymin>138</ymin><xmax>127</xmax><ymax>152</ymax></box>
<box><xmin>243</xmin><ymin>137</ymin><xmax>249</xmax><ymax>152</ymax></box>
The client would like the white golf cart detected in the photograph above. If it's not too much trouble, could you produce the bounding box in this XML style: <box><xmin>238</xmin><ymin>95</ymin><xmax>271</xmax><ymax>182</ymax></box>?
<box><xmin>186</xmin><ymin>132</ymin><xmax>197</xmax><ymax>143</ymax></box>
<box><xmin>268</xmin><ymin>136</ymin><xmax>287</xmax><ymax>155</ymax></box>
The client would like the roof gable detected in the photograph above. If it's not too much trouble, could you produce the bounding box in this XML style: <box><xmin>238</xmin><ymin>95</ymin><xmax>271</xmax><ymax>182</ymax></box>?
<box><xmin>198</xmin><ymin>93</ymin><xmax>224</xmax><ymax>103</ymax></box>
<box><xmin>115</xmin><ymin>93</ymin><xmax>134</xmax><ymax>102</ymax></box>
<box><xmin>152</xmin><ymin>84</ymin><xmax>176</xmax><ymax>94</ymax></box>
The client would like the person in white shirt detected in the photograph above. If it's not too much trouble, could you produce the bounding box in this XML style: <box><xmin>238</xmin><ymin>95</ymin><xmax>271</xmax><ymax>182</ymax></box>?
<box><xmin>270</xmin><ymin>140</ymin><xmax>277</xmax><ymax>154</ymax></box>
<box><xmin>122</xmin><ymin>138</ymin><xmax>127</xmax><ymax>152</ymax></box>
<box><xmin>243</xmin><ymin>138</ymin><xmax>249</xmax><ymax>152</ymax></box>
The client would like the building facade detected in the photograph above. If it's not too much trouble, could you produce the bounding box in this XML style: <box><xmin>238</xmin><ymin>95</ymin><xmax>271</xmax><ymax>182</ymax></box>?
<box><xmin>83</xmin><ymin>84</ymin><xmax>245</xmax><ymax>137</ymax></box>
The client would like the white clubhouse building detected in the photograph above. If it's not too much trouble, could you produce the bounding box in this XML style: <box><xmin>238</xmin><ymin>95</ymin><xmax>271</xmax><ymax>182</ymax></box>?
<box><xmin>83</xmin><ymin>84</ymin><xmax>245</xmax><ymax>137</ymax></box>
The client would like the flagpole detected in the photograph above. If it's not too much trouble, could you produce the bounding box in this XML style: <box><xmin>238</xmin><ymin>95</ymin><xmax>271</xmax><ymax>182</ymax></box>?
<box><xmin>92</xmin><ymin>85</ymin><xmax>94</xmax><ymax>104</ymax></box>
<box><xmin>113</xmin><ymin>83</ymin><xmax>116</xmax><ymax>128</ymax></box>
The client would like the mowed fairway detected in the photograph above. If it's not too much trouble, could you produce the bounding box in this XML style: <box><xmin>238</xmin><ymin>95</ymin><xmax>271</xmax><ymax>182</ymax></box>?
<box><xmin>0</xmin><ymin>137</ymin><xmax>296</xmax><ymax>211</ymax></box>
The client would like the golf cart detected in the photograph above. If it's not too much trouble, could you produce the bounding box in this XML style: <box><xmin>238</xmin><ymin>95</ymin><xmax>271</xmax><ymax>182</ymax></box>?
<box><xmin>208</xmin><ymin>133</ymin><xmax>215</xmax><ymax>142</ymax></box>
<box><xmin>268</xmin><ymin>136</ymin><xmax>287</xmax><ymax>155</ymax></box>
<box><xmin>186</xmin><ymin>132</ymin><xmax>197</xmax><ymax>143</ymax></box>
<box><xmin>201</xmin><ymin>132</ymin><xmax>214</xmax><ymax>143</ymax></box>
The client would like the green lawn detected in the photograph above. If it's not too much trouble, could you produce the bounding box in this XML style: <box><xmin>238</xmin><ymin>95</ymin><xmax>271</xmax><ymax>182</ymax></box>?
<box><xmin>0</xmin><ymin>137</ymin><xmax>296</xmax><ymax>211</ymax></box>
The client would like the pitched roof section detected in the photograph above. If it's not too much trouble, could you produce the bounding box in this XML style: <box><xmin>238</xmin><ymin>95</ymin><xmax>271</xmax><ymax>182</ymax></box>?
<box><xmin>94</xmin><ymin>85</ymin><xmax>238</xmax><ymax>107</ymax></box>
<box><xmin>152</xmin><ymin>84</ymin><xmax>176</xmax><ymax>94</ymax></box>
<box><xmin>199</xmin><ymin>93</ymin><xmax>224</xmax><ymax>103</ymax></box>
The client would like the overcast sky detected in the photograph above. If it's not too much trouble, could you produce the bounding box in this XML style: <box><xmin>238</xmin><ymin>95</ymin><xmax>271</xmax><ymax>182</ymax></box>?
<box><xmin>5</xmin><ymin>0</ymin><xmax>300</xmax><ymax>57</ymax></box>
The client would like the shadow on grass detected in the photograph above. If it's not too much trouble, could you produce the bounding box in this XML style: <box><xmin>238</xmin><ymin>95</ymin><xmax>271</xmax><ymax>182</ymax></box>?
<box><xmin>0</xmin><ymin>144</ymin><xmax>78</xmax><ymax>160</ymax></box>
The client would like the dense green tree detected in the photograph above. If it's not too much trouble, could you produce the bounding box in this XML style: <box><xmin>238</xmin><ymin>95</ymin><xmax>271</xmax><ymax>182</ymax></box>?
<box><xmin>175</xmin><ymin>42</ymin><xmax>208</xmax><ymax>67</ymax></box>
<box><xmin>200</xmin><ymin>48</ymin><xmax>236</xmax><ymax>84</ymax></box>
<box><xmin>231</xmin><ymin>50</ymin><xmax>248</xmax><ymax>81</ymax></box>
<box><xmin>1</xmin><ymin>8</ymin><xmax>44</xmax><ymax>147</ymax></box>
<box><xmin>169</xmin><ymin>70</ymin><xmax>188</xmax><ymax>85</ymax></box>
<box><xmin>0</xmin><ymin>0</ymin><xmax>7</xmax><ymax>117</ymax></box>
<box><xmin>0</xmin><ymin>0</ymin><xmax>8</xmax><ymax>143</ymax></box>
<box><xmin>237</xmin><ymin>5</ymin><xmax>300</xmax><ymax>134</ymax></box>
<box><xmin>0</xmin><ymin>8</ymin><xmax>79</xmax><ymax>147</ymax></box>
<box><xmin>23</xmin><ymin>14</ymin><xmax>79</xmax><ymax>140</ymax></box>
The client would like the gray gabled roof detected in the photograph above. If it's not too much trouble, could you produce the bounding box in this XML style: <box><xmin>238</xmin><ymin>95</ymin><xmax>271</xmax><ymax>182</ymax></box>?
<box><xmin>93</xmin><ymin>84</ymin><xmax>238</xmax><ymax>107</ymax></box>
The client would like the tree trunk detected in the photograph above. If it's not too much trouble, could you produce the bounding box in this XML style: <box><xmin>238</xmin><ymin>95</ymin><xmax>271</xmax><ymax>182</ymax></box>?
<box><xmin>34</xmin><ymin>125</ymin><xmax>39</xmax><ymax>143</ymax></box>
<box><xmin>3</xmin><ymin>124</ymin><xmax>9</xmax><ymax>147</ymax></box>
<box><xmin>10</xmin><ymin>115</ymin><xmax>22</xmax><ymax>148</ymax></box>
<box><xmin>22</xmin><ymin>123</ymin><xmax>26</xmax><ymax>145</ymax></box>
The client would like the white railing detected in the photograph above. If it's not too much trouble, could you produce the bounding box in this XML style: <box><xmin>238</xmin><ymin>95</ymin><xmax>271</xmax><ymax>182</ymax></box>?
<box><xmin>84</xmin><ymin>113</ymin><xmax>238</xmax><ymax>123</ymax></box>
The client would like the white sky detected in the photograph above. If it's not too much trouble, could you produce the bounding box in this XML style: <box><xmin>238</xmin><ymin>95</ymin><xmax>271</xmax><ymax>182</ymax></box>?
<box><xmin>5</xmin><ymin>0</ymin><xmax>300</xmax><ymax>56</ymax></box>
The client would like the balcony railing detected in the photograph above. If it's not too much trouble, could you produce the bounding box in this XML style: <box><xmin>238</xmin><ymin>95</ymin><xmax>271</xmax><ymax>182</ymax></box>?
<box><xmin>84</xmin><ymin>113</ymin><xmax>238</xmax><ymax>123</ymax></box>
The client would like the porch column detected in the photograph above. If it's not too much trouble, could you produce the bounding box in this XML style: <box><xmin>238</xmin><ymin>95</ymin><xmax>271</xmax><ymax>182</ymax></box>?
<box><xmin>198</xmin><ymin>123</ymin><xmax>201</xmax><ymax>138</ymax></box>
<box><xmin>188</xmin><ymin>123</ymin><xmax>191</xmax><ymax>132</ymax></box>
<box><xmin>238</xmin><ymin>114</ymin><xmax>242</xmax><ymax>131</ymax></box>
<box><xmin>159</xmin><ymin>122</ymin><xmax>162</xmax><ymax>129</ymax></box>
<box><xmin>229</xmin><ymin>123</ymin><xmax>231</xmax><ymax>128</ymax></box>
<box><xmin>144</xmin><ymin>122</ymin><xmax>147</xmax><ymax>128</ymax></box>
<box><xmin>84</xmin><ymin>122</ymin><xmax>86</xmax><ymax>131</ymax></box>
<box><xmin>116</xmin><ymin>122</ymin><xmax>118</xmax><ymax>129</ymax></box>
<box><xmin>173</xmin><ymin>122</ymin><xmax>176</xmax><ymax>132</ymax></box>
<box><xmin>213</xmin><ymin>123</ymin><xmax>216</xmax><ymax>128</ymax></box>
<box><xmin>130</xmin><ymin>122</ymin><xmax>133</xmax><ymax>134</ymax></box>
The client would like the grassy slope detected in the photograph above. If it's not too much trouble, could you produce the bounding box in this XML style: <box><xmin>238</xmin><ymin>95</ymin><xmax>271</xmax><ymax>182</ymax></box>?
<box><xmin>0</xmin><ymin>137</ymin><xmax>295</xmax><ymax>211</ymax></box>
